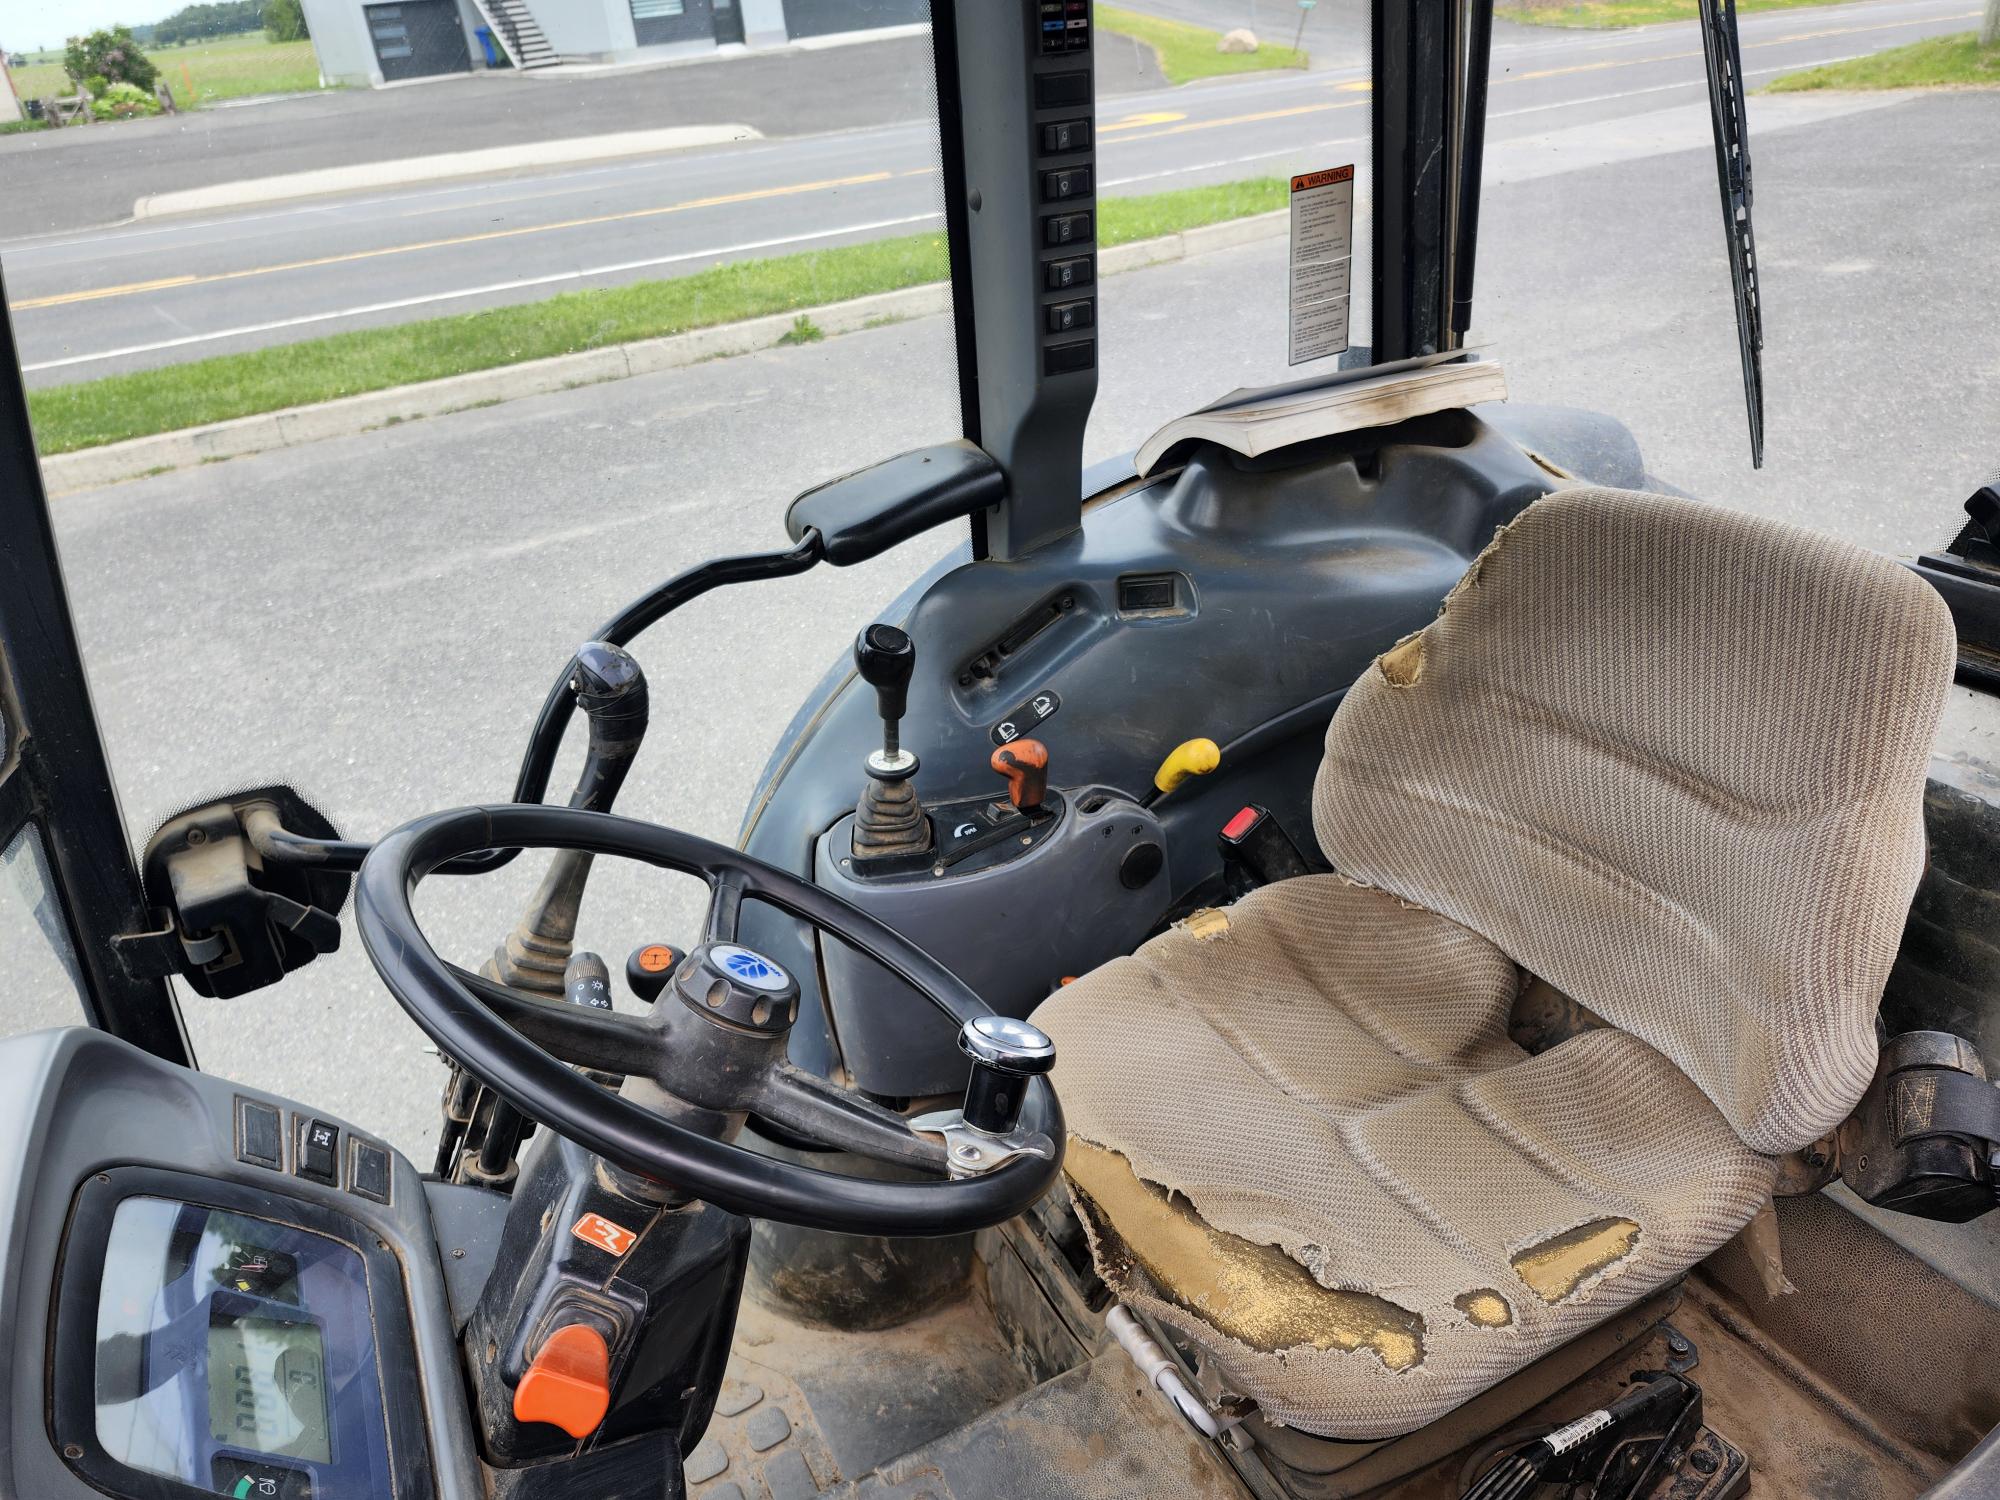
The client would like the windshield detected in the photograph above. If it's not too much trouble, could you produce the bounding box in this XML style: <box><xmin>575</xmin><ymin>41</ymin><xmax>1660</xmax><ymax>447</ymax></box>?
<box><xmin>1085</xmin><ymin>0</ymin><xmax>1374</xmax><ymax>464</ymax></box>
<box><xmin>2</xmin><ymin>0</ymin><xmax>973</xmax><ymax>1147</ymax></box>
<box><xmin>3</xmin><ymin>0</ymin><xmax>1993</xmax><ymax>1158</ymax></box>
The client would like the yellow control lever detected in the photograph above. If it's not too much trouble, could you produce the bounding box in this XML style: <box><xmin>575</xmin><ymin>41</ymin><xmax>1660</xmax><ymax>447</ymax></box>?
<box><xmin>1152</xmin><ymin>738</ymin><xmax>1221</xmax><ymax>795</ymax></box>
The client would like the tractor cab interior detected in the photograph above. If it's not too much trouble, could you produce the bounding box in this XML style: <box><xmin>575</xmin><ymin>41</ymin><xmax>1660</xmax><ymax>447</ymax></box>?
<box><xmin>5</xmin><ymin>3</ymin><xmax>2000</xmax><ymax>1499</ymax></box>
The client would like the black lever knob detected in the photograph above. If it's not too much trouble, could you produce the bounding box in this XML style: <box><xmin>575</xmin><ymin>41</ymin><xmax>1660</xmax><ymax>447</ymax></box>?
<box><xmin>625</xmin><ymin>942</ymin><xmax>682</xmax><ymax>1004</ymax></box>
<box><xmin>959</xmin><ymin>1016</ymin><xmax>1056</xmax><ymax>1136</ymax></box>
<box><xmin>566</xmin><ymin>641</ymin><xmax>650</xmax><ymax>814</ymax></box>
<box><xmin>571</xmin><ymin>641</ymin><xmax>649</xmax><ymax>742</ymax></box>
<box><xmin>854</xmin><ymin>624</ymin><xmax>917</xmax><ymax>777</ymax></box>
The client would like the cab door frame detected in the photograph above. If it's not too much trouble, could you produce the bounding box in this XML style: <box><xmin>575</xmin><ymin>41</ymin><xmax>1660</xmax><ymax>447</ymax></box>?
<box><xmin>0</xmin><ymin>269</ymin><xmax>189</xmax><ymax>1065</ymax></box>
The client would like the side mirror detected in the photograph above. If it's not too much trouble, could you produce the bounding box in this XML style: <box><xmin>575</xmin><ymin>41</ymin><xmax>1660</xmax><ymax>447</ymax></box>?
<box><xmin>133</xmin><ymin>785</ymin><xmax>349</xmax><ymax>999</ymax></box>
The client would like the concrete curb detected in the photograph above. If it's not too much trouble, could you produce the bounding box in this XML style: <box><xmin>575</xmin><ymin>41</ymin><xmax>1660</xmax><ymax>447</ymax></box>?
<box><xmin>131</xmin><ymin>124</ymin><xmax>764</xmax><ymax>219</ymax></box>
<box><xmin>40</xmin><ymin>211</ymin><xmax>1287</xmax><ymax>498</ymax></box>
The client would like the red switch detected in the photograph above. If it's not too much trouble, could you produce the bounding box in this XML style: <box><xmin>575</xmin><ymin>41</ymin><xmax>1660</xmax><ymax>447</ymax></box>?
<box><xmin>990</xmin><ymin>739</ymin><xmax>1050</xmax><ymax>812</ymax></box>
<box><xmin>513</xmin><ymin>1324</ymin><xmax>611</xmax><ymax>1439</ymax></box>
<box><xmin>1221</xmin><ymin>806</ymin><xmax>1261</xmax><ymax>843</ymax></box>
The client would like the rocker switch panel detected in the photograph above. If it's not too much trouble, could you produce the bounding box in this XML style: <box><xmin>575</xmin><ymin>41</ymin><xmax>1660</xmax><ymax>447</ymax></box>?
<box><xmin>953</xmin><ymin>0</ymin><xmax>1100</xmax><ymax>554</ymax></box>
<box><xmin>1030</xmin><ymin>4</ymin><xmax>1097</xmax><ymax>399</ymax></box>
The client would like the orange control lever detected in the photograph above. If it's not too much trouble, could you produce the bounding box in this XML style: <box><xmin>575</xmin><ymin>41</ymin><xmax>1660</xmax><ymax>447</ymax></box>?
<box><xmin>990</xmin><ymin>739</ymin><xmax>1050</xmax><ymax>813</ymax></box>
<box><xmin>513</xmin><ymin>1324</ymin><xmax>612</xmax><ymax>1439</ymax></box>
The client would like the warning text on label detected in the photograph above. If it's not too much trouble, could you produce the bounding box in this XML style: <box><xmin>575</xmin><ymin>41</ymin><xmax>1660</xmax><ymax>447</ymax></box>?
<box><xmin>1289</xmin><ymin>164</ymin><xmax>1356</xmax><ymax>367</ymax></box>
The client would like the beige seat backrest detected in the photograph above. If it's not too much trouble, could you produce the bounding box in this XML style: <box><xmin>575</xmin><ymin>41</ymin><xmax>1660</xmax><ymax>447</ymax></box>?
<box><xmin>1314</xmin><ymin>488</ymin><xmax>1956</xmax><ymax>1156</ymax></box>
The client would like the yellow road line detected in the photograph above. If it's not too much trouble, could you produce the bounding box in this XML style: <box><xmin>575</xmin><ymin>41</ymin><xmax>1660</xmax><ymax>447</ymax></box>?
<box><xmin>1099</xmin><ymin>110</ymin><xmax>1187</xmax><ymax>131</ymax></box>
<box><xmin>1113</xmin><ymin>99</ymin><xmax>1367</xmax><ymax>145</ymax></box>
<box><xmin>1506</xmin><ymin>48</ymin><xmax>1699</xmax><ymax>81</ymax></box>
<box><xmin>15</xmin><ymin>9</ymin><xmax>1979</xmax><ymax>315</ymax></box>
<box><xmin>9</xmin><ymin>170</ymin><xmax>894</xmax><ymax>312</ymax></box>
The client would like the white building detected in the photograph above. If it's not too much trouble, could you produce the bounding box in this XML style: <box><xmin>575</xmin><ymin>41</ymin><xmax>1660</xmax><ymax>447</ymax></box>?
<box><xmin>0</xmin><ymin>49</ymin><xmax>24</xmax><ymax>124</ymax></box>
<box><xmin>300</xmin><ymin>0</ymin><xmax>925</xmax><ymax>87</ymax></box>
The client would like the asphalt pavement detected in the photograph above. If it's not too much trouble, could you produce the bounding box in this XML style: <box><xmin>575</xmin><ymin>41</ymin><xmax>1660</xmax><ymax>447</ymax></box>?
<box><xmin>0</xmin><ymin>0</ymin><xmax>1979</xmax><ymax>382</ymax></box>
<box><xmin>0</xmin><ymin>33</ymin><xmax>962</xmax><ymax>240</ymax></box>
<box><xmin>5</xmin><ymin>73</ymin><xmax>1992</xmax><ymax>1153</ymax></box>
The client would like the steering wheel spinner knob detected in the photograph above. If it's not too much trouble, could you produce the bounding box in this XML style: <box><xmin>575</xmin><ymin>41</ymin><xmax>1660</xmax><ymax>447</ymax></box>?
<box><xmin>960</xmin><ymin>1015</ymin><xmax>1057</xmax><ymax>1074</ymax></box>
<box><xmin>958</xmin><ymin>1016</ymin><xmax>1057</xmax><ymax>1138</ymax></box>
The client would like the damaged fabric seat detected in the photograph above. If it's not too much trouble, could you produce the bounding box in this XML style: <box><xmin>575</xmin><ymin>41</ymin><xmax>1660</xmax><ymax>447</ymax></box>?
<box><xmin>1032</xmin><ymin>487</ymin><xmax>1957</xmax><ymax>1440</ymax></box>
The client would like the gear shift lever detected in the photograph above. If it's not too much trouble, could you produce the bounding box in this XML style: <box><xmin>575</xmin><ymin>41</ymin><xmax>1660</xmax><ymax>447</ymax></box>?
<box><xmin>449</xmin><ymin>643</ymin><xmax>650</xmax><ymax>1183</ymax></box>
<box><xmin>856</xmin><ymin>624</ymin><xmax>918</xmax><ymax>777</ymax></box>
<box><xmin>483</xmin><ymin>641</ymin><xmax>650</xmax><ymax>997</ymax></box>
<box><xmin>851</xmin><ymin>623</ymin><xmax>931</xmax><ymax>859</ymax></box>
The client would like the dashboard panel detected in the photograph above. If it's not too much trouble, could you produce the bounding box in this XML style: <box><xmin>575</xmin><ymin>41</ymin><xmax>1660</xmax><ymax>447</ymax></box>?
<box><xmin>0</xmin><ymin>1028</ymin><xmax>482</xmax><ymax>1500</ymax></box>
<box><xmin>51</xmin><ymin>1169</ymin><xmax>424</xmax><ymax>1500</ymax></box>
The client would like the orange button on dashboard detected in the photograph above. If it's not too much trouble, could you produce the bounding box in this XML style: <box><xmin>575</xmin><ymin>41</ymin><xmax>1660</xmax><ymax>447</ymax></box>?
<box><xmin>513</xmin><ymin>1324</ymin><xmax>611</xmax><ymax>1439</ymax></box>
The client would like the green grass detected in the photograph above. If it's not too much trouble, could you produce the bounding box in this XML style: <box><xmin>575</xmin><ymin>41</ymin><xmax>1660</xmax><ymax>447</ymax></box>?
<box><xmin>27</xmin><ymin>178</ymin><xmax>1291</xmax><ymax>456</ymax></box>
<box><xmin>776</xmin><ymin>314</ymin><xmax>826</xmax><ymax>345</ymax></box>
<box><xmin>1766</xmin><ymin>31</ymin><xmax>2000</xmax><ymax>90</ymax></box>
<box><xmin>5</xmin><ymin>34</ymin><xmax>324</xmax><ymax>109</ymax></box>
<box><xmin>0</xmin><ymin>118</ymin><xmax>50</xmax><ymax>135</ymax></box>
<box><xmin>1500</xmin><ymin>0</ymin><xmax>1838</xmax><ymax>27</ymax></box>
<box><xmin>1096</xmin><ymin>4</ymin><xmax>1308</xmax><ymax>83</ymax></box>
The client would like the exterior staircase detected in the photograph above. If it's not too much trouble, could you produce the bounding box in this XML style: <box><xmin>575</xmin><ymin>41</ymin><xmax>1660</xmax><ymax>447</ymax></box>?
<box><xmin>470</xmin><ymin>0</ymin><xmax>563</xmax><ymax>69</ymax></box>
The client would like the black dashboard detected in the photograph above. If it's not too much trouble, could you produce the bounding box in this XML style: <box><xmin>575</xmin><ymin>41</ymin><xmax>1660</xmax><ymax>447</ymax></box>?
<box><xmin>0</xmin><ymin>1028</ymin><xmax>481</xmax><ymax>1500</ymax></box>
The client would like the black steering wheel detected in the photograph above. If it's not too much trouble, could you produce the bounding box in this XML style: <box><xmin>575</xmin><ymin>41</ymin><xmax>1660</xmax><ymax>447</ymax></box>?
<box><xmin>354</xmin><ymin>803</ymin><xmax>1064</xmax><ymax>1236</ymax></box>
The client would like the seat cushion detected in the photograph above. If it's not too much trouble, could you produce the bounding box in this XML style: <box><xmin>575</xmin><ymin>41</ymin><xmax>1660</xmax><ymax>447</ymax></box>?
<box><xmin>1032</xmin><ymin>877</ymin><xmax>1777</xmax><ymax>1440</ymax></box>
<box><xmin>1315</xmin><ymin>487</ymin><xmax>1955</xmax><ymax>1155</ymax></box>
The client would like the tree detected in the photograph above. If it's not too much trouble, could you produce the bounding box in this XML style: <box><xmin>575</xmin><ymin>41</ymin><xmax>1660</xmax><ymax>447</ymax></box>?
<box><xmin>64</xmin><ymin>28</ymin><xmax>158</xmax><ymax>92</ymax></box>
<box><xmin>263</xmin><ymin>0</ymin><xmax>308</xmax><ymax>44</ymax></box>
<box><xmin>1983</xmin><ymin>0</ymin><xmax>1998</xmax><ymax>50</ymax></box>
<box><xmin>154</xmin><ymin>2</ymin><xmax>264</xmax><ymax>45</ymax></box>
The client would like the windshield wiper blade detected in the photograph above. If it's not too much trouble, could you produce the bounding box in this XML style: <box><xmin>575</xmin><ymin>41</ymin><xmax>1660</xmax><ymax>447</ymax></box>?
<box><xmin>1700</xmin><ymin>0</ymin><xmax>1765</xmax><ymax>468</ymax></box>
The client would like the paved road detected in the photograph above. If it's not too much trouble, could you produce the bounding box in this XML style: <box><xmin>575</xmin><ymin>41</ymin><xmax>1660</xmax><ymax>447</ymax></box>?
<box><xmin>0</xmin><ymin>34</ymin><xmax>972</xmax><ymax>240</ymax></box>
<box><xmin>0</xmin><ymin>0</ymin><xmax>1978</xmax><ymax>383</ymax></box>
<box><xmin>5</xmin><ymin>80</ymin><xmax>1993</xmax><ymax>1154</ymax></box>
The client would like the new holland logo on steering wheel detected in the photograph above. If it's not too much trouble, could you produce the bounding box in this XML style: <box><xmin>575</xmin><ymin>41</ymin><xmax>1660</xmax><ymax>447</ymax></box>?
<box><xmin>713</xmin><ymin>944</ymin><xmax>790</xmax><ymax>992</ymax></box>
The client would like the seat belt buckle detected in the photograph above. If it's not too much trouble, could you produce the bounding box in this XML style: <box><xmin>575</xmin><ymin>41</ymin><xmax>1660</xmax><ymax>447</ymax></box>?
<box><xmin>1217</xmin><ymin>804</ymin><xmax>1312</xmax><ymax>890</ymax></box>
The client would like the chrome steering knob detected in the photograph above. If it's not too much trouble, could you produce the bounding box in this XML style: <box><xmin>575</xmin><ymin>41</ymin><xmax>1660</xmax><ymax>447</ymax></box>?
<box><xmin>959</xmin><ymin>1016</ymin><xmax>1056</xmax><ymax>1135</ymax></box>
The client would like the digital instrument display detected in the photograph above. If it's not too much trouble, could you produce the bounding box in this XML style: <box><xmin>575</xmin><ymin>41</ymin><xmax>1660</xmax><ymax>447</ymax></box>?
<box><xmin>78</xmin><ymin>1191</ymin><xmax>401</xmax><ymax>1498</ymax></box>
<box><xmin>207</xmin><ymin>1314</ymin><xmax>331</xmax><ymax>1464</ymax></box>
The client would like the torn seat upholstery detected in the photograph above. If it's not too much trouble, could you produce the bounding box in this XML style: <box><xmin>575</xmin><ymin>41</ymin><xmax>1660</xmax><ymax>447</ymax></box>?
<box><xmin>1032</xmin><ymin>487</ymin><xmax>1956</xmax><ymax>1439</ymax></box>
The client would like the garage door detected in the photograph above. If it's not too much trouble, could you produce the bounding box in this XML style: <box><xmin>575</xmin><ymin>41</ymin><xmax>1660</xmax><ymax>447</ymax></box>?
<box><xmin>631</xmin><ymin>0</ymin><xmax>716</xmax><ymax>46</ymax></box>
<box><xmin>781</xmin><ymin>0</ymin><xmax>928</xmax><ymax>41</ymax></box>
<box><xmin>365</xmin><ymin>0</ymin><xmax>472</xmax><ymax>82</ymax></box>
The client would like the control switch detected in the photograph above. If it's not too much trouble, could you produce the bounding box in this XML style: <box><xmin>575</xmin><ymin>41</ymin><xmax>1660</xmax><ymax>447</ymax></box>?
<box><xmin>297</xmin><ymin>1119</ymin><xmax>339</xmax><ymax>1184</ymax></box>
<box><xmin>990</xmin><ymin>739</ymin><xmax>1050</xmax><ymax>813</ymax></box>
<box><xmin>1041</xmin><ymin>166</ymin><xmax>1092</xmax><ymax>202</ymax></box>
<box><xmin>349</xmin><ymin>1140</ymin><xmax>392</xmax><ymax>1204</ymax></box>
<box><xmin>1043</xmin><ymin>212</ymin><xmax>1093</xmax><ymax>247</ymax></box>
<box><xmin>1046</xmin><ymin>300</ymin><xmax>1093</xmax><ymax>335</ymax></box>
<box><xmin>1042</xmin><ymin>118</ymin><xmax>1091</xmax><ymax>153</ymax></box>
<box><xmin>236</xmin><ymin>1098</ymin><xmax>283</xmax><ymax>1169</ymax></box>
<box><xmin>626</xmin><ymin>943</ymin><xmax>684</xmax><ymax>1003</ymax></box>
<box><xmin>1045</xmin><ymin>257</ymin><xmax>1093</xmax><ymax>292</ymax></box>
<box><xmin>513</xmin><ymin>1324</ymin><xmax>613</xmax><ymax>1440</ymax></box>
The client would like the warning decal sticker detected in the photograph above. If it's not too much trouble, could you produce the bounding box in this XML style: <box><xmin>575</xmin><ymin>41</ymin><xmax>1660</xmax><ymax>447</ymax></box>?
<box><xmin>571</xmin><ymin>1212</ymin><xmax>638</xmax><ymax>1258</ymax></box>
<box><xmin>1289</xmin><ymin>165</ymin><xmax>1355</xmax><ymax>366</ymax></box>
